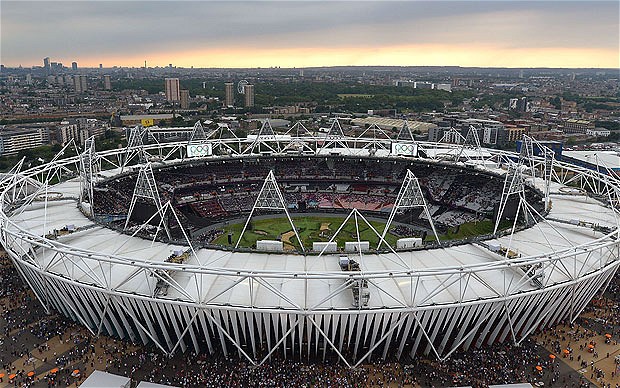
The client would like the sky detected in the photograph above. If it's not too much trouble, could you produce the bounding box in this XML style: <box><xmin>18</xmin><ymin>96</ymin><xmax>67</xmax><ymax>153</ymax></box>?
<box><xmin>1</xmin><ymin>1</ymin><xmax>618</xmax><ymax>69</ymax></box>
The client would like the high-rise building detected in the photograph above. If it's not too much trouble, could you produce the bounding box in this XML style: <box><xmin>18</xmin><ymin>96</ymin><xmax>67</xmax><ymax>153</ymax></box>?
<box><xmin>71</xmin><ymin>62</ymin><xmax>78</xmax><ymax>71</ymax></box>
<box><xmin>25</xmin><ymin>74</ymin><xmax>32</xmax><ymax>85</ymax></box>
<box><xmin>224</xmin><ymin>82</ymin><xmax>234</xmax><ymax>106</ymax></box>
<box><xmin>43</xmin><ymin>57</ymin><xmax>50</xmax><ymax>73</ymax></box>
<box><xmin>104</xmin><ymin>75</ymin><xmax>112</xmax><ymax>90</ymax></box>
<box><xmin>180</xmin><ymin>89</ymin><xmax>190</xmax><ymax>109</ymax></box>
<box><xmin>99</xmin><ymin>64</ymin><xmax>103</xmax><ymax>69</ymax></box>
<box><xmin>165</xmin><ymin>78</ymin><xmax>180</xmax><ymax>102</ymax></box>
<box><xmin>244</xmin><ymin>84</ymin><xmax>255</xmax><ymax>108</ymax></box>
<box><xmin>74</xmin><ymin>75</ymin><xmax>87</xmax><ymax>93</ymax></box>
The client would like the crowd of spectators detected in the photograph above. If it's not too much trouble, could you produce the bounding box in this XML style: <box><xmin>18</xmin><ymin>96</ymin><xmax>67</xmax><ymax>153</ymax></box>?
<box><xmin>1</xmin><ymin>248</ymin><xmax>619</xmax><ymax>387</ymax></box>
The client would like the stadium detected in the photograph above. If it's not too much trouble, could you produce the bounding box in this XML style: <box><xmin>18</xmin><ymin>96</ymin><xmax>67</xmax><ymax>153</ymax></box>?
<box><xmin>1</xmin><ymin>120</ymin><xmax>619</xmax><ymax>368</ymax></box>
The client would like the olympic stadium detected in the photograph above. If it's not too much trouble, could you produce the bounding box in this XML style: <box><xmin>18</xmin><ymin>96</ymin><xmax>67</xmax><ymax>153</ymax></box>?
<box><xmin>1</xmin><ymin>120</ymin><xmax>619</xmax><ymax>368</ymax></box>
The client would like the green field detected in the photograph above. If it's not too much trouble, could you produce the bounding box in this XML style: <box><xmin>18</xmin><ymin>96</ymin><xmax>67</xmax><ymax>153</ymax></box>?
<box><xmin>212</xmin><ymin>216</ymin><xmax>502</xmax><ymax>251</ymax></box>
<box><xmin>212</xmin><ymin>216</ymin><xmax>400</xmax><ymax>250</ymax></box>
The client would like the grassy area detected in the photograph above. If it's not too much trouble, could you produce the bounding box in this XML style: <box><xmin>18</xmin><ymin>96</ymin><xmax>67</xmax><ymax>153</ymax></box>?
<box><xmin>212</xmin><ymin>216</ymin><xmax>399</xmax><ymax>250</ymax></box>
<box><xmin>213</xmin><ymin>216</ymin><xmax>505</xmax><ymax>250</ymax></box>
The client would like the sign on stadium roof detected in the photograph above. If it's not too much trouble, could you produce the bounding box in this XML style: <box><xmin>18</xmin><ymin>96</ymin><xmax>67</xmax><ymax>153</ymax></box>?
<box><xmin>186</xmin><ymin>143</ymin><xmax>213</xmax><ymax>158</ymax></box>
<box><xmin>391</xmin><ymin>142</ymin><xmax>418</xmax><ymax>157</ymax></box>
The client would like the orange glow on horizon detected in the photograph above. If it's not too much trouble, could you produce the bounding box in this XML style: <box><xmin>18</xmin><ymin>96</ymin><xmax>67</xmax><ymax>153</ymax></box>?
<box><xmin>69</xmin><ymin>44</ymin><xmax>619</xmax><ymax>69</ymax></box>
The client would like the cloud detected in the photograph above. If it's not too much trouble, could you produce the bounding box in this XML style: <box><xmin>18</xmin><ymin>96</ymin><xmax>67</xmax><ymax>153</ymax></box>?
<box><xmin>1</xmin><ymin>1</ymin><xmax>618</xmax><ymax>67</ymax></box>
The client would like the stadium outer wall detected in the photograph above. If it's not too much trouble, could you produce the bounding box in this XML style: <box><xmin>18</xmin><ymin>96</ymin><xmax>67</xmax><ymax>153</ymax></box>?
<box><xmin>1</xmin><ymin>137</ymin><xmax>619</xmax><ymax>367</ymax></box>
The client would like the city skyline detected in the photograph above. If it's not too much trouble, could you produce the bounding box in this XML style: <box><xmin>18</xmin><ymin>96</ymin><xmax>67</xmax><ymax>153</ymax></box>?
<box><xmin>1</xmin><ymin>1</ymin><xmax>619</xmax><ymax>69</ymax></box>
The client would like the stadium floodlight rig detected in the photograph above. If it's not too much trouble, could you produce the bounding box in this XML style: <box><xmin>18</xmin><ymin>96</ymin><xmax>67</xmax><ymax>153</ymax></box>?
<box><xmin>124</xmin><ymin>162</ymin><xmax>171</xmax><ymax>240</ymax></box>
<box><xmin>188</xmin><ymin>120</ymin><xmax>207</xmax><ymax>142</ymax></box>
<box><xmin>79</xmin><ymin>136</ymin><xmax>99</xmax><ymax>212</ymax></box>
<box><xmin>397</xmin><ymin>120</ymin><xmax>415</xmax><ymax>141</ymax></box>
<box><xmin>123</xmin><ymin>126</ymin><xmax>148</xmax><ymax>169</ymax></box>
<box><xmin>519</xmin><ymin>134</ymin><xmax>555</xmax><ymax>211</ymax></box>
<box><xmin>320</xmin><ymin>118</ymin><xmax>350</xmax><ymax>151</ymax></box>
<box><xmin>236</xmin><ymin>170</ymin><xmax>304</xmax><ymax>252</ymax></box>
<box><xmin>379</xmin><ymin>169</ymin><xmax>440</xmax><ymax>248</ymax></box>
<box><xmin>456</xmin><ymin>125</ymin><xmax>484</xmax><ymax>162</ymax></box>
<box><xmin>281</xmin><ymin>122</ymin><xmax>315</xmax><ymax>154</ymax></box>
<box><xmin>355</xmin><ymin>123</ymin><xmax>392</xmax><ymax>152</ymax></box>
<box><xmin>245</xmin><ymin>119</ymin><xmax>283</xmax><ymax>154</ymax></box>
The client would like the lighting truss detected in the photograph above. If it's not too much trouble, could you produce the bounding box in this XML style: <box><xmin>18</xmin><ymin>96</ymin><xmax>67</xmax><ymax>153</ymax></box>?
<box><xmin>380</xmin><ymin>169</ymin><xmax>440</xmax><ymax>247</ymax></box>
<box><xmin>236</xmin><ymin>170</ymin><xmax>304</xmax><ymax>252</ymax></box>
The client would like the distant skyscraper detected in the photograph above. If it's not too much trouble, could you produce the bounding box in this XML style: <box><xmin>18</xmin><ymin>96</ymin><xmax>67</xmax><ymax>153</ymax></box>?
<box><xmin>71</xmin><ymin>62</ymin><xmax>78</xmax><ymax>71</ymax></box>
<box><xmin>99</xmin><ymin>64</ymin><xmax>103</xmax><ymax>69</ymax></box>
<box><xmin>299</xmin><ymin>69</ymin><xmax>304</xmax><ymax>77</ymax></box>
<box><xmin>104</xmin><ymin>75</ymin><xmax>112</xmax><ymax>90</ymax></box>
<box><xmin>74</xmin><ymin>75</ymin><xmax>87</xmax><ymax>93</ymax></box>
<box><xmin>74</xmin><ymin>75</ymin><xmax>81</xmax><ymax>93</ymax></box>
<box><xmin>224</xmin><ymin>82</ymin><xmax>234</xmax><ymax>106</ymax></box>
<box><xmin>180</xmin><ymin>90</ymin><xmax>190</xmax><ymax>109</ymax></box>
<box><xmin>43</xmin><ymin>57</ymin><xmax>50</xmax><ymax>73</ymax></box>
<box><xmin>25</xmin><ymin>74</ymin><xmax>32</xmax><ymax>85</ymax></box>
<box><xmin>165</xmin><ymin>78</ymin><xmax>180</xmax><ymax>102</ymax></box>
<box><xmin>244</xmin><ymin>84</ymin><xmax>255</xmax><ymax>108</ymax></box>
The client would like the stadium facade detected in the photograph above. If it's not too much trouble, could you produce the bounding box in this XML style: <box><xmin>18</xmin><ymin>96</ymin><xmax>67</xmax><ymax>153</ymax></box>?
<box><xmin>1</xmin><ymin>121</ymin><xmax>619</xmax><ymax>367</ymax></box>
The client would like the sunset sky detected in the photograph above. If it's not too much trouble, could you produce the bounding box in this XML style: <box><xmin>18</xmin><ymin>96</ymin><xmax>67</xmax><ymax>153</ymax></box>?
<box><xmin>2</xmin><ymin>1</ymin><xmax>618</xmax><ymax>69</ymax></box>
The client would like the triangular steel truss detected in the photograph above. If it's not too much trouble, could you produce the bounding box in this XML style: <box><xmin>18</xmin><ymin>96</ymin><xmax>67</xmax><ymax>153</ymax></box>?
<box><xmin>494</xmin><ymin>163</ymin><xmax>534</xmax><ymax>235</ymax></box>
<box><xmin>456</xmin><ymin>125</ymin><xmax>484</xmax><ymax>161</ymax></box>
<box><xmin>284</xmin><ymin>121</ymin><xmax>313</xmax><ymax>137</ymax></box>
<box><xmin>380</xmin><ymin>169</ymin><xmax>440</xmax><ymax>247</ymax></box>
<box><xmin>519</xmin><ymin>134</ymin><xmax>555</xmax><ymax>211</ymax></box>
<box><xmin>245</xmin><ymin>120</ymin><xmax>282</xmax><ymax>154</ymax></box>
<box><xmin>124</xmin><ymin>163</ymin><xmax>171</xmax><ymax>239</ymax></box>
<box><xmin>79</xmin><ymin>136</ymin><xmax>99</xmax><ymax>208</ymax></box>
<box><xmin>258</xmin><ymin>120</ymin><xmax>275</xmax><ymax>137</ymax></box>
<box><xmin>189</xmin><ymin>121</ymin><xmax>207</xmax><ymax>142</ymax></box>
<box><xmin>124</xmin><ymin>126</ymin><xmax>148</xmax><ymax>167</ymax></box>
<box><xmin>236</xmin><ymin>170</ymin><xmax>304</xmax><ymax>252</ymax></box>
<box><xmin>356</xmin><ymin>124</ymin><xmax>392</xmax><ymax>151</ymax></box>
<box><xmin>397</xmin><ymin>121</ymin><xmax>415</xmax><ymax>141</ymax></box>
<box><xmin>320</xmin><ymin>119</ymin><xmax>349</xmax><ymax>151</ymax></box>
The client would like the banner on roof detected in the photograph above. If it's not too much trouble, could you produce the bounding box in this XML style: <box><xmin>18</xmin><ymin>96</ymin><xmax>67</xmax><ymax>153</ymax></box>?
<box><xmin>391</xmin><ymin>142</ymin><xmax>418</xmax><ymax>157</ymax></box>
<box><xmin>141</xmin><ymin>118</ymin><xmax>154</xmax><ymax>127</ymax></box>
<box><xmin>187</xmin><ymin>143</ymin><xmax>212</xmax><ymax>158</ymax></box>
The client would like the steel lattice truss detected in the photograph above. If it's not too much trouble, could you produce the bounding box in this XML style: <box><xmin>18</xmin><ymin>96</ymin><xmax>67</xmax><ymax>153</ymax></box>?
<box><xmin>0</xmin><ymin>131</ymin><xmax>619</xmax><ymax>368</ymax></box>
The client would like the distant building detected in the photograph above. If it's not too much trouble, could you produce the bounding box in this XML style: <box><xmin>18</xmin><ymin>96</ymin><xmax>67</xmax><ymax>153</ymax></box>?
<box><xmin>180</xmin><ymin>89</ymin><xmax>190</xmax><ymax>109</ymax></box>
<box><xmin>74</xmin><ymin>75</ymin><xmax>87</xmax><ymax>93</ymax></box>
<box><xmin>164</xmin><ymin>78</ymin><xmax>180</xmax><ymax>102</ymax></box>
<box><xmin>414</xmin><ymin>81</ymin><xmax>434</xmax><ymax>89</ymax></box>
<box><xmin>43</xmin><ymin>57</ymin><xmax>50</xmax><ymax>73</ymax></box>
<box><xmin>428</xmin><ymin>118</ymin><xmax>509</xmax><ymax>146</ymax></box>
<box><xmin>58</xmin><ymin>118</ymin><xmax>108</xmax><ymax>146</ymax></box>
<box><xmin>119</xmin><ymin>113</ymin><xmax>178</xmax><ymax>126</ymax></box>
<box><xmin>0</xmin><ymin>126</ymin><xmax>50</xmax><ymax>156</ymax></box>
<box><xmin>563</xmin><ymin>119</ymin><xmax>594</xmax><ymax>134</ymax></box>
<box><xmin>71</xmin><ymin>62</ymin><xmax>78</xmax><ymax>71</ymax></box>
<box><xmin>435</xmin><ymin>83</ymin><xmax>452</xmax><ymax>92</ymax></box>
<box><xmin>244</xmin><ymin>84</ymin><xmax>255</xmax><ymax>108</ymax></box>
<box><xmin>104</xmin><ymin>75</ymin><xmax>112</xmax><ymax>90</ymax></box>
<box><xmin>224</xmin><ymin>82</ymin><xmax>234</xmax><ymax>106</ymax></box>
<box><xmin>509</xmin><ymin>97</ymin><xmax>528</xmax><ymax>112</ymax></box>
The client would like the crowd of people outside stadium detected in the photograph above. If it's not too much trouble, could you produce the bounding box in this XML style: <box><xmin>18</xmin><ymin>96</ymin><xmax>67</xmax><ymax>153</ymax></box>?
<box><xmin>1</xmin><ymin>249</ymin><xmax>618</xmax><ymax>387</ymax></box>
